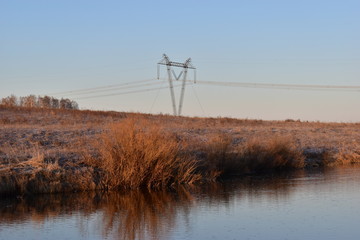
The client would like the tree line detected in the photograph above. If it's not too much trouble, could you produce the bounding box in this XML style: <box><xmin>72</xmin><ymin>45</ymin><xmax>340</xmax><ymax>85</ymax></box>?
<box><xmin>0</xmin><ymin>95</ymin><xmax>79</xmax><ymax>110</ymax></box>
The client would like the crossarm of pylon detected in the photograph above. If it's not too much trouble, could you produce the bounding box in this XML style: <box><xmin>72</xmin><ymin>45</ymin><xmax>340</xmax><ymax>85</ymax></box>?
<box><xmin>158</xmin><ymin>62</ymin><xmax>196</xmax><ymax>69</ymax></box>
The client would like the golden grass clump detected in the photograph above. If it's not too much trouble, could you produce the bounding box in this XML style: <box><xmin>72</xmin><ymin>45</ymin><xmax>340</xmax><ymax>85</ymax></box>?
<box><xmin>239</xmin><ymin>137</ymin><xmax>305</xmax><ymax>172</ymax></box>
<box><xmin>201</xmin><ymin>133</ymin><xmax>237</xmax><ymax>179</ymax></box>
<box><xmin>88</xmin><ymin>119</ymin><xmax>201</xmax><ymax>190</ymax></box>
<box><xmin>326</xmin><ymin>150</ymin><xmax>360</xmax><ymax>166</ymax></box>
<box><xmin>200</xmin><ymin>134</ymin><xmax>304</xmax><ymax>179</ymax></box>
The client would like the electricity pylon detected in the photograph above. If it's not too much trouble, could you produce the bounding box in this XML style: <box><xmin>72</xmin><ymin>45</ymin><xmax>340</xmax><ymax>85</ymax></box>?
<box><xmin>157</xmin><ymin>54</ymin><xmax>196</xmax><ymax>116</ymax></box>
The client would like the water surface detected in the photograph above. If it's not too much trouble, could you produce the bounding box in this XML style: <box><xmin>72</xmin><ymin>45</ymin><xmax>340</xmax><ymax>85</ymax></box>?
<box><xmin>1</xmin><ymin>166</ymin><xmax>360</xmax><ymax>240</ymax></box>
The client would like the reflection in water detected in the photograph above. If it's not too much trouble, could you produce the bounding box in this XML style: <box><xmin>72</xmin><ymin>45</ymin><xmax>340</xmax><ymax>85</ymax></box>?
<box><xmin>1</xmin><ymin>166</ymin><xmax>359</xmax><ymax>240</ymax></box>
<box><xmin>97</xmin><ymin>188</ymin><xmax>195</xmax><ymax>240</ymax></box>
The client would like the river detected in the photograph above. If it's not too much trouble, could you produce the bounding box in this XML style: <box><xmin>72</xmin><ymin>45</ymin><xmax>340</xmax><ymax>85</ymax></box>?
<box><xmin>1</xmin><ymin>166</ymin><xmax>359</xmax><ymax>240</ymax></box>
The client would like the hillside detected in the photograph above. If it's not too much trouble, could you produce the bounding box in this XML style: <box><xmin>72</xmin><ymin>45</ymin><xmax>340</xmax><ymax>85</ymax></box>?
<box><xmin>1</xmin><ymin>105</ymin><xmax>359</xmax><ymax>195</ymax></box>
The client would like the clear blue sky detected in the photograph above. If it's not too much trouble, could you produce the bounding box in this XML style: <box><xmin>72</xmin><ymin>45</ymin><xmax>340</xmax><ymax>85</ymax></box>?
<box><xmin>1</xmin><ymin>0</ymin><xmax>359</xmax><ymax>122</ymax></box>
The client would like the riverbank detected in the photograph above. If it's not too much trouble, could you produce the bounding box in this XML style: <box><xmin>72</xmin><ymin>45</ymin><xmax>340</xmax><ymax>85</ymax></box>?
<box><xmin>1</xmin><ymin>105</ymin><xmax>360</xmax><ymax>195</ymax></box>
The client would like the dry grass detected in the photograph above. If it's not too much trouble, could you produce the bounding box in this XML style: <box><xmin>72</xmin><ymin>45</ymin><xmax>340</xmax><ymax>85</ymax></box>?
<box><xmin>238</xmin><ymin>137</ymin><xmax>305</xmax><ymax>172</ymax></box>
<box><xmin>0</xmin><ymin>144</ymin><xmax>96</xmax><ymax>195</ymax></box>
<box><xmin>85</xmin><ymin>121</ymin><xmax>306</xmax><ymax>188</ymax></box>
<box><xmin>87</xmin><ymin>119</ymin><xmax>201</xmax><ymax>190</ymax></box>
<box><xmin>198</xmin><ymin>134</ymin><xmax>305</xmax><ymax>179</ymax></box>
<box><xmin>0</xmin><ymin>105</ymin><xmax>359</xmax><ymax>195</ymax></box>
<box><xmin>325</xmin><ymin>150</ymin><xmax>360</xmax><ymax>166</ymax></box>
<box><xmin>0</xmin><ymin>166</ymin><xmax>96</xmax><ymax>196</ymax></box>
<box><xmin>200</xmin><ymin>133</ymin><xmax>237</xmax><ymax>179</ymax></box>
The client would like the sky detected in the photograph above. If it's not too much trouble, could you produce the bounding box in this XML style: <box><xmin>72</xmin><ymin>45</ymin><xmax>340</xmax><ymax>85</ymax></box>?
<box><xmin>1</xmin><ymin>0</ymin><xmax>359</xmax><ymax>122</ymax></box>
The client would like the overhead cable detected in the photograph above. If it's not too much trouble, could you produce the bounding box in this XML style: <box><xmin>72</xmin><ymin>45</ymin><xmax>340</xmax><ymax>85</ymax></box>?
<box><xmin>50</xmin><ymin>79</ymin><xmax>157</xmax><ymax>95</ymax></box>
<box><xmin>196</xmin><ymin>80</ymin><xmax>360</xmax><ymax>92</ymax></box>
<box><xmin>75</xmin><ymin>84</ymin><xmax>193</xmax><ymax>100</ymax></box>
<box><xmin>56</xmin><ymin>81</ymin><xmax>163</xmax><ymax>96</ymax></box>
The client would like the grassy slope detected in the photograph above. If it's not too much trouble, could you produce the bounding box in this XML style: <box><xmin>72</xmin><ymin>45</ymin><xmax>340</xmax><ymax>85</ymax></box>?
<box><xmin>0</xmin><ymin>105</ymin><xmax>359</xmax><ymax>195</ymax></box>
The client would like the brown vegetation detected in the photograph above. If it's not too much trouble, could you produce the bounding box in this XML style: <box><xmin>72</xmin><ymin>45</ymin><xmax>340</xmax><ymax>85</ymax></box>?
<box><xmin>0</xmin><ymin>105</ymin><xmax>359</xmax><ymax>195</ymax></box>
<box><xmin>87</xmin><ymin>119</ymin><xmax>201</xmax><ymax>189</ymax></box>
<box><xmin>239</xmin><ymin>137</ymin><xmax>305</xmax><ymax>171</ymax></box>
<box><xmin>200</xmin><ymin>135</ymin><xmax>305</xmax><ymax>178</ymax></box>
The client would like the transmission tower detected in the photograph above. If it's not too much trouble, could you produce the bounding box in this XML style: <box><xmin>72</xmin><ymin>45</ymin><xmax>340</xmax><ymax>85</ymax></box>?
<box><xmin>157</xmin><ymin>54</ymin><xmax>196</xmax><ymax>116</ymax></box>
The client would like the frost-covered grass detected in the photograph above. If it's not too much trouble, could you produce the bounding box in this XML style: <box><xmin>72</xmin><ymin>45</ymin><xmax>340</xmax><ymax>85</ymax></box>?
<box><xmin>0</xmin><ymin>105</ymin><xmax>359</xmax><ymax>195</ymax></box>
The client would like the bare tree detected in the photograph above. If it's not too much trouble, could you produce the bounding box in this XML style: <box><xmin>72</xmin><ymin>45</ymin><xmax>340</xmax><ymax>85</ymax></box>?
<box><xmin>20</xmin><ymin>95</ymin><xmax>37</xmax><ymax>108</ymax></box>
<box><xmin>71</xmin><ymin>100</ymin><xmax>79</xmax><ymax>110</ymax></box>
<box><xmin>51</xmin><ymin>97</ymin><xmax>60</xmax><ymax>109</ymax></box>
<box><xmin>60</xmin><ymin>98</ymin><xmax>72</xmax><ymax>109</ymax></box>
<box><xmin>1</xmin><ymin>94</ymin><xmax>79</xmax><ymax>110</ymax></box>
<box><xmin>38</xmin><ymin>95</ymin><xmax>52</xmax><ymax>108</ymax></box>
<box><xmin>1</xmin><ymin>95</ymin><xmax>18</xmax><ymax>107</ymax></box>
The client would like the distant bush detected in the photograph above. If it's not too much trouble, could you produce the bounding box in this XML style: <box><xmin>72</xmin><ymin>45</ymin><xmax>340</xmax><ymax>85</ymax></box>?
<box><xmin>0</xmin><ymin>95</ymin><xmax>79</xmax><ymax>110</ymax></box>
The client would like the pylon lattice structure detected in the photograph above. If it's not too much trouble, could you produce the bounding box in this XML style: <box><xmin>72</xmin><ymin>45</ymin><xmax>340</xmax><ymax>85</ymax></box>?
<box><xmin>157</xmin><ymin>54</ymin><xmax>196</xmax><ymax>116</ymax></box>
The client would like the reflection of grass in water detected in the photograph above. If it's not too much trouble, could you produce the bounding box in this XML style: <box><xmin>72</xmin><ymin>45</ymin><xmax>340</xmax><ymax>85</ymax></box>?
<box><xmin>0</xmin><ymin>173</ymin><xmax>304</xmax><ymax>240</ymax></box>
<box><xmin>2</xmin><ymin>168</ymin><xmax>358</xmax><ymax>240</ymax></box>
<box><xmin>0</xmin><ymin>188</ymin><xmax>195</xmax><ymax>240</ymax></box>
<box><xmin>0</xmin><ymin>192</ymin><xmax>98</xmax><ymax>224</ymax></box>
<box><xmin>0</xmin><ymin>177</ymin><xmax>296</xmax><ymax>240</ymax></box>
<box><xmin>98</xmin><ymin>187</ymin><xmax>194</xmax><ymax>240</ymax></box>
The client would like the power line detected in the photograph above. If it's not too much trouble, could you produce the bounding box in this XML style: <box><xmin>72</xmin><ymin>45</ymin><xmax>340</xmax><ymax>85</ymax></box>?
<box><xmin>196</xmin><ymin>80</ymin><xmax>360</xmax><ymax>92</ymax></box>
<box><xmin>55</xmin><ymin>81</ymin><xmax>163</xmax><ymax>96</ymax></box>
<box><xmin>49</xmin><ymin>78</ymin><xmax>360</xmax><ymax>101</ymax></box>
<box><xmin>50</xmin><ymin>79</ymin><xmax>156</xmax><ymax>95</ymax></box>
<box><xmin>75</xmin><ymin>83</ymin><xmax>193</xmax><ymax>100</ymax></box>
<box><xmin>191</xmin><ymin>85</ymin><xmax>205</xmax><ymax>116</ymax></box>
<box><xmin>149</xmin><ymin>79</ymin><xmax>166</xmax><ymax>113</ymax></box>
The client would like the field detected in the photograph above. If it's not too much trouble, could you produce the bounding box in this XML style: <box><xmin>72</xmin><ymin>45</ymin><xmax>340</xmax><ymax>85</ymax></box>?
<box><xmin>1</xmin><ymin>105</ymin><xmax>360</xmax><ymax>195</ymax></box>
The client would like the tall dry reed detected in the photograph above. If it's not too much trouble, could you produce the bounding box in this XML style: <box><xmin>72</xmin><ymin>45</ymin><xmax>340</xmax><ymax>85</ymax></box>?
<box><xmin>200</xmin><ymin>134</ymin><xmax>304</xmax><ymax>178</ymax></box>
<box><xmin>239</xmin><ymin>137</ymin><xmax>305</xmax><ymax>172</ymax></box>
<box><xmin>88</xmin><ymin>119</ymin><xmax>201</xmax><ymax>190</ymax></box>
<box><xmin>201</xmin><ymin>133</ymin><xmax>237</xmax><ymax>179</ymax></box>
